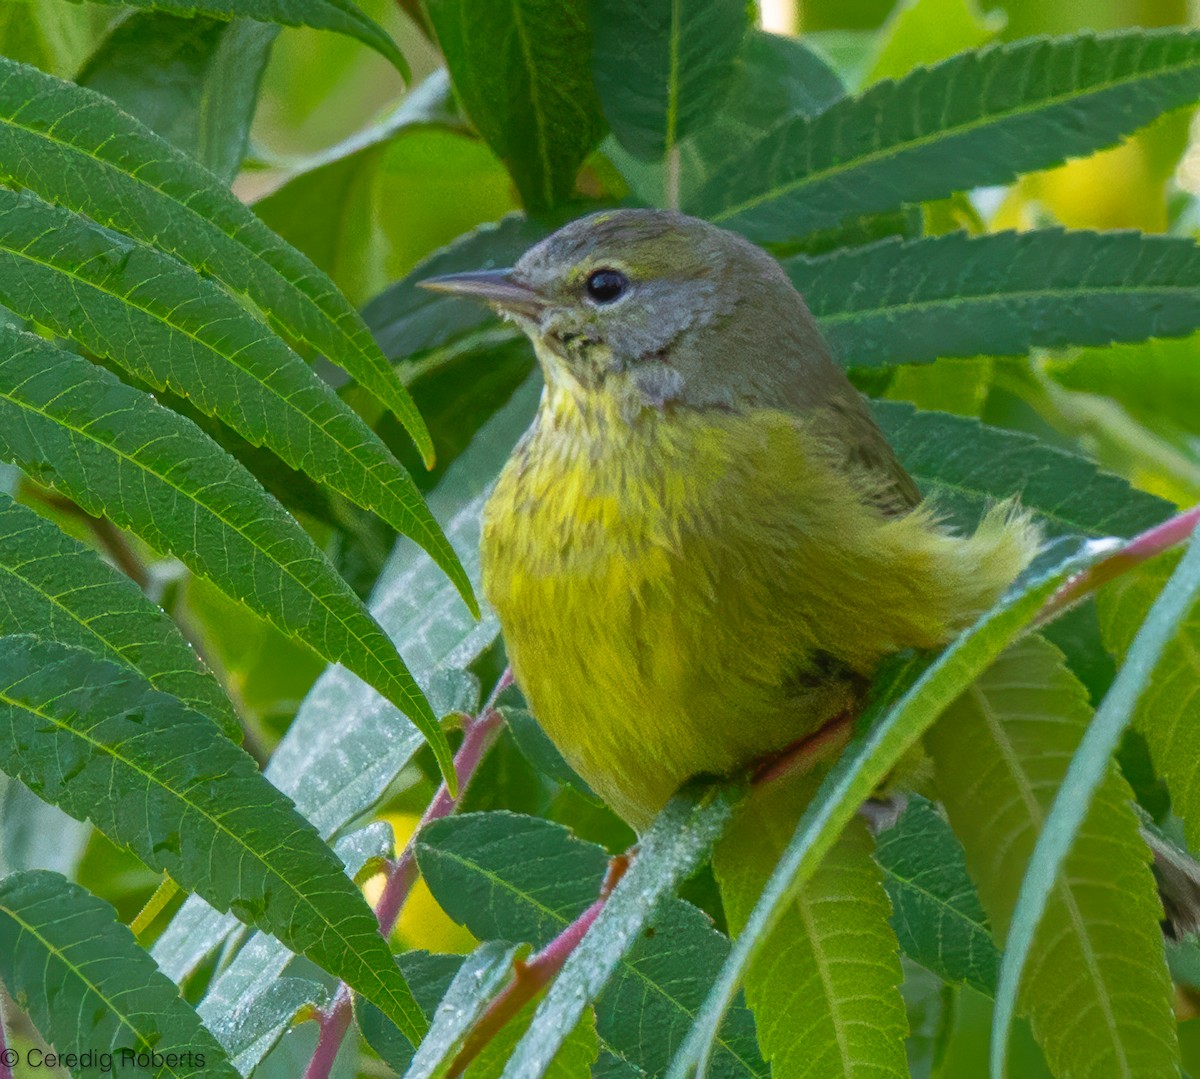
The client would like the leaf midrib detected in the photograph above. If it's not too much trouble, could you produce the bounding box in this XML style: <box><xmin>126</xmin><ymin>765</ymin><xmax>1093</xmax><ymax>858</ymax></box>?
<box><xmin>0</xmin><ymin>364</ymin><xmax>420</xmax><ymax>715</ymax></box>
<box><xmin>421</xmin><ymin>844</ymin><xmax>761</xmax><ymax>1073</ymax></box>
<box><xmin>712</xmin><ymin>36</ymin><xmax>1198</xmax><ymax>222</ymax></box>
<box><xmin>0</xmin><ymin>900</ymin><xmax>214</xmax><ymax>1079</ymax></box>
<box><xmin>969</xmin><ymin>682</ymin><xmax>1131</xmax><ymax>1078</ymax></box>
<box><xmin>0</xmin><ymin>679</ymin><xmax>416</xmax><ymax>1027</ymax></box>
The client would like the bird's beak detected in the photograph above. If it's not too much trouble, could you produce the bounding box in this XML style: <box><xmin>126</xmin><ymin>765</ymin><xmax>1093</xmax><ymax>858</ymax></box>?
<box><xmin>418</xmin><ymin>269</ymin><xmax>546</xmax><ymax>318</ymax></box>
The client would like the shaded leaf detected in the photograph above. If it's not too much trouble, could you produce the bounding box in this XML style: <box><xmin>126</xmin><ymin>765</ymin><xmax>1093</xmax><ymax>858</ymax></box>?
<box><xmin>928</xmin><ymin>636</ymin><xmax>1178</xmax><ymax>1078</ymax></box>
<box><xmin>0</xmin><ymin>636</ymin><xmax>427</xmax><ymax>1042</ymax></box>
<box><xmin>76</xmin><ymin>0</ymin><xmax>408</xmax><ymax>75</ymax></box>
<box><xmin>695</xmin><ymin>30</ymin><xmax>1200</xmax><ymax>241</ymax></box>
<box><xmin>0</xmin><ymin>870</ymin><xmax>235</xmax><ymax>1077</ymax></box>
<box><xmin>0</xmin><ymin>187</ymin><xmax>464</xmax><ymax>606</ymax></box>
<box><xmin>874</xmin><ymin>795</ymin><xmax>998</xmax><ymax>995</ymax></box>
<box><xmin>874</xmin><ymin>400</ymin><xmax>1172</xmax><ymax>538</ymax></box>
<box><xmin>863</xmin><ymin>0</ymin><xmax>1004</xmax><ymax>85</ymax></box>
<box><xmin>76</xmin><ymin>11</ymin><xmax>275</xmax><ymax>184</ymax></box>
<box><xmin>801</xmin><ymin>229</ymin><xmax>1200</xmax><ymax>369</ymax></box>
<box><xmin>589</xmin><ymin>0</ymin><xmax>748</xmax><ymax>161</ymax></box>
<box><xmin>0</xmin><ymin>492</ymin><xmax>238</xmax><ymax>740</ymax></box>
<box><xmin>424</xmin><ymin>0</ymin><xmax>605</xmax><ymax>210</ymax></box>
<box><xmin>0</xmin><ymin>57</ymin><xmax>436</xmax><ymax>466</ymax></box>
<box><xmin>0</xmin><ymin>325</ymin><xmax>450</xmax><ymax>779</ymax></box>
<box><xmin>714</xmin><ymin>775</ymin><xmax>907</xmax><ymax>1078</ymax></box>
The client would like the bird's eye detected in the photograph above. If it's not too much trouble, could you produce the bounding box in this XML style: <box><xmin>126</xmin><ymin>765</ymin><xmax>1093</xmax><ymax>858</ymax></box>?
<box><xmin>585</xmin><ymin>268</ymin><xmax>628</xmax><ymax>304</ymax></box>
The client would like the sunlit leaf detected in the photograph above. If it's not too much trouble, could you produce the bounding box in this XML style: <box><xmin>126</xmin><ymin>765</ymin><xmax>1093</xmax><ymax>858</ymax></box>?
<box><xmin>928</xmin><ymin>636</ymin><xmax>1178</xmax><ymax>1078</ymax></box>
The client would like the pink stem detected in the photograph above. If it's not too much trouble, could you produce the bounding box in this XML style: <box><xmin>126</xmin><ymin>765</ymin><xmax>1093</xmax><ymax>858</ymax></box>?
<box><xmin>304</xmin><ymin>670</ymin><xmax>513</xmax><ymax>1079</ymax></box>
<box><xmin>1038</xmin><ymin>504</ymin><xmax>1200</xmax><ymax>624</ymax></box>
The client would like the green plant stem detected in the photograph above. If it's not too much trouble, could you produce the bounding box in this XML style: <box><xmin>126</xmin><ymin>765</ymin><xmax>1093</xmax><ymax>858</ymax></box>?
<box><xmin>303</xmin><ymin>670</ymin><xmax>513</xmax><ymax>1079</ymax></box>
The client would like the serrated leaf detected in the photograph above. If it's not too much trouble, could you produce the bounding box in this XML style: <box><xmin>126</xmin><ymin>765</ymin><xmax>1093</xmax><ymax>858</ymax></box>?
<box><xmin>0</xmin><ymin>325</ymin><xmax>452</xmax><ymax>781</ymax></box>
<box><xmin>424</xmin><ymin>0</ymin><xmax>605</xmax><ymax>211</ymax></box>
<box><xmin>76</xmin><ymin>11</ymin><xmax>276</xmax><ymax>184</ymax></box>
<box><xmin>714</xmin><ymin>774</ymin><xmax>907</xmax><ymax>1079</ymax></box>
<box><xmin>0</xmin><ymin>57</ymin><xmax>435</xmax><ymax>466</ymax></box>
<box><xmin>0</xmin><ymin>636</ymin><xmax>428</xmax><ymax>1042</ymax></box>
<box><xmin>73</xmin><ymin>0</ymin><xmax>408</xmax><ymax>75</ymax></box>
<box><xmin>589</xmin><ymin>0</ymin><xmax>749</xmax><ymax>161</ymax></box>
<box><xmin>798</xmin><ymin>230</ymin><xmax>1200</xmax><ymax>368</ymax></box>
<box><xmin>0</xmin><ymin>187</ymin><xmax>465</xmax><ymax>605</ymax></box>
<box><xmin>873</xmin><ymin>401</ymin><xmax>1172</xmax><ymax>538</ymax></box>
<box><xmin>693</xmin><ymin>30</ymin><xmax>1200</xmax><ymax>241</ymax></box>
<box><xmin>928</xmin><ymin>636</ymin><xmax>1178</xmax><ymax>1078</ymax></box>
<box><xmin>0</xmin><ymin>870</ymin><xmax>235</xmax><ymax>1078</ymax></box>
<box><xmin>874</xmin><ymin>795</ymin><xmax>998</xmax><ymax>995</ymax></box>
<box><xmin>0</xmin><ymin>492</ymin><xmax>238</xmax><ymax>741</ymax></box>
<box><xmin>153</xmin><ymin>377</ymin><xmax>539</xmax><ymax>994</ymax></box>
<box><xmin>669</xmin><ymin>543</ymin><xmax>1097</xmax><ymax>1078</ymax></box>
<box><xmin>503</xmin><ymin>785</ymin><xmax>748</xmax><ymax>1078</ymax></box>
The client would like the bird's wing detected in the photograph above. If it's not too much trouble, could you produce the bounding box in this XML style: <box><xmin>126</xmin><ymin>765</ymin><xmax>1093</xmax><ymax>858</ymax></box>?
<box><xmin>819</xmin><ymin>395</ymin><xmax>923</xmax><ymax>517</ymax></box>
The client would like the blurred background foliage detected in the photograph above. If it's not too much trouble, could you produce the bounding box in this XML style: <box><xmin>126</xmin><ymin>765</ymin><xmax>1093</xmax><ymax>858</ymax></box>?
<box><xmin>3</xmin><ymin>0</ymin><xmax>1200</xmax><ymax>1073</ymax></box>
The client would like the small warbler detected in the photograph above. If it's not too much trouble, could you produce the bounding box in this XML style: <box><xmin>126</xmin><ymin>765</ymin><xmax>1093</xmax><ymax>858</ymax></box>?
<box><xmin>423</xmin><ymin>210</ymin><xmax>1039</xmax><ymax>829</ymax></box>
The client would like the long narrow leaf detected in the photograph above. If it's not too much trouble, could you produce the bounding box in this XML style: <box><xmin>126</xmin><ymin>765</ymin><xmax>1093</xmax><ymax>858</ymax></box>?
<box><xmin>800</xmin><ymin>230</ymin><xmax>1200</xmax><ymax>368</ymax></box>
<box><xmin>0</xmin><ymin>492</ymin><xmax>238</xmax><ymax>740</ymax></box>
<box><xmin>75</xmin><ymin>0</ymin><xmax>409</xmax><ymax>75</ymax></box>
<box><xmin>990</xmin><ymin>534</ymin><xmax>1200</xmax><ymax>1077</ymax></box>
<box><xmin>0</xmin><ymin>870</ymin><xmax>236</xmax><ymax>1078</ymax></box>
<box><xmin>0</xmin><ymin>324</ymin><xmax>453</xmax><ymax>784</ymax></box>
<box><xmin>0</xmin><ymin>187</ymin><xmax>466</xmax><ymax>601</ymax></box>
<box><xmin>0</xmin><ymin>638</ymin><xmax>428</xmax><ymax>1041</ymax></box>
<box><xmin>694</xmin><ymin>30</ymin><xmax>1200</xmax><ymax>240</ymax></box>
<box><xmin>0</xmin><ymin>58</ymin><xmax>438</xmax><ymax>470</ymax></box>
<box><xmin>668</xmin><ymin>543</ymin><xmax>1097</xmax><ymax>1078</ymax></box>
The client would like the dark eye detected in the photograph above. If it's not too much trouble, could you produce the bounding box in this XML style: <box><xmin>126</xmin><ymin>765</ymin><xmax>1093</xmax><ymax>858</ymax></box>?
<box><xmin>585</xmin><ymin>268</ymin><xmax>628</xmax><ymax>304</ymax></box>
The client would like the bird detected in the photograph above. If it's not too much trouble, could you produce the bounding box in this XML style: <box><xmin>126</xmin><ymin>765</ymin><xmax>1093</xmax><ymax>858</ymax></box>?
<box><xmin>422</xmin><ymin>208</ymin><xmax>1040</xmax><ymax>831</ymax></box>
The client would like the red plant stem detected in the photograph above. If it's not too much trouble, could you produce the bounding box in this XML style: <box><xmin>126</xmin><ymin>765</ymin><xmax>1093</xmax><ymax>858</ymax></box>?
<box><xmin>304</xmin><ymin>670</ymin><xmax>513</xmax><ymax>1079</ymax></box>
<box><xmin>447</xmin><ymin>854</ymin><xmax>632</xmax><ymax>1078</ymax></box>
<box><xmin>1037</xmin><ymin>504</ymin><xmax>1200</xmax><ymax>625</ymax></box>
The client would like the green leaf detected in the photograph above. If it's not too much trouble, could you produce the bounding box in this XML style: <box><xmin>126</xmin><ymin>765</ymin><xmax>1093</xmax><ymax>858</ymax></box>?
<box><xmin>714</xmin><ymin>774</ymin><xmax>907</xmax><ymax>1078</ymax></box>
<box><xmin>0</xmin><ymin>774</ymin><xmax>91</xmax><ymax>879</ymax></box>
<box><xmin>405</xmin><ymin>941</ymin><xmax>523</xmax><ymax>1079</ymax></box>
<box><xmin>799</xmin><ymin>230</ymin><xmax>1200</xmax><ymax>368</ymax></box>
<box><xmin>0</xmin><ymin>492</ymin><xmax>238</xmax><ymax>741</ymax></box>
<box><xmin>589</xmin><ymin>0</ymin><xmax>748</xmax><ymax>161</ymax></box>
<box><xmin>73</xmin><ymin>0</ymin><xmax>408</xmax><ymax>75</ymax></box>
<box><xmin>424</xmin><ymin>0</ymin><xmax>606</xmax><ymax>210</ymax></box>
<box><xmin>927</xmin><ymin>636</ymin><xmax>1179</xmax><ymax>1079</ymax></box>
<box><xmin>694</xmin><ymin>30</ymin><xmax>1200</xmax><ymax>241</ymax></box>
<box><xmin>0</xmin><ymin>57</ymin><xmax>437</xmax><ymax>469</ymax></box>
<box><xmin>153</xmin><ymin>377</ymin><xmax>539</xmax><ymax>991</ymax></box>
<box><xmin>668</xmin><ymin>543</ymin><xmax>1098</xmax><ymax>1078</ymax></box>
<box><xmin>0</xmin><ymin>636</ymin><xmax>428</xmax><ymax>1042</ymax></box>
<box><xmin>417</xmin><ymin>812</ymin><xmax>610</xmax><ymax>946</ymax></box>
<box><xmin>0</xmin><ymin>187</ymin><xmax>465</xmax><ymax>608</ymax></box>
<box><xmin>1100</xmin><ymin>551</ymin><xmax>1200</xmax><ymax>856</ymax></box>
<box><xmin>873</xmin><ymin>401</ymin><xmax>1172</xmax><ymax>538</ymax></box>
<box><xmin>416</xmin><ymin>810</ymin><xmax>763</xmax><ymax>1075</ymax></box>
<box><xmin>76</xmin><ymin>12</ymin><xmax>276</xmax><ymax>184</ymax></box>
<box><xmin>0</xmin><ymin>870</ymin><xmax>235</xmax><ymax>1077</ymax></box>
<box><xmin>1049</xmin><ymin>334</ymin><xmax>1200</xmax><ymax>439</ymax></box>
<box><xmin>504</xmin><ymin>784</ymin><xmax>746</xmax><ymax>1078</ymax></box>
<box><xmin>874</xmin><ymin>795</ymin><xmax>999</xmax><ymax>995</ymax></box>
<box><xmin>470</xmin><ymin>999</ymin><xmax>599</xmax><ymax>1078</ymax></box>
<box><xmin>0</xmin><ymin>324</ymin><xmax>451</xmax><ymax>784</ymax></box>
<box><xmin>863</xmin><ymin>0</ymin><xmax>1005</xmax><ymax>85</ymax></box>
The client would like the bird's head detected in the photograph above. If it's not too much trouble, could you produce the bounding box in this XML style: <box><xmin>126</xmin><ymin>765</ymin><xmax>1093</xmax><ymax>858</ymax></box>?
<box><xmin>420</xmin><ymin>209</ymin><xmax>827</xmax><ymax>415</ymax></box>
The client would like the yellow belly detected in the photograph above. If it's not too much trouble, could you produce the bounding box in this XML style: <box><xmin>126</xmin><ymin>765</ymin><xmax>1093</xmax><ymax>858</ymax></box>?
<box><xmin>481</xmin><ymin>393</ymin><xmax>1036</xmax><ymax>828</ymax></box>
